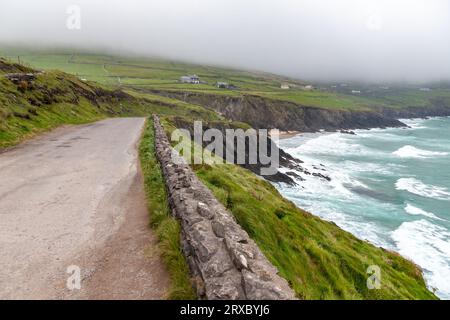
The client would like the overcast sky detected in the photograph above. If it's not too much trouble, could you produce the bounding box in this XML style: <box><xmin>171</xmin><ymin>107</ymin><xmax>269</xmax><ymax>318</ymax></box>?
<box><xmin>1</xmin><ymin>0</ymin><xmax>449</xmax><ymax>82</ymax></box>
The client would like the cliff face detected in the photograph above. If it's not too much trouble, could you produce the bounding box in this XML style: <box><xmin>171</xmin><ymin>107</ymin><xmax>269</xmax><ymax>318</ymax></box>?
<box><xmin>377</xmin><ymin>100</ymin><xmax>450</xmax><ymax>119</ymax></box>
<box><xmin>150</xmin><ymin>91</ymin><xmax>450</xmax><ymax>131</ymax></box>
<box><xmin>168</xmin><ymin>116</ymin><xmax>329</xmax><ymax>186</ymax></box>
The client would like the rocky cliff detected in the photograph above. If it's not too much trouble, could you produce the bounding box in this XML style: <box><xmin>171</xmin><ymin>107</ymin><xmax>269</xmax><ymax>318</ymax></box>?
<box><xmin>149</xmin><ymin>90</ymin><xmax>450</xmax><ymax>132</ymax></box>
<box><xmin>168</xmin><ymin>116</ymin><xmax>317</xmax><ymax>185</ymax></box>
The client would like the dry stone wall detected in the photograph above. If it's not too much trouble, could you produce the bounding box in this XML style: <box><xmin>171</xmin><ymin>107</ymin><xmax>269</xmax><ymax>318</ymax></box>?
<box><xmin>152</xmin><ymin>115</ymin><xmax>296</xmax><ymax>300</ymax></box>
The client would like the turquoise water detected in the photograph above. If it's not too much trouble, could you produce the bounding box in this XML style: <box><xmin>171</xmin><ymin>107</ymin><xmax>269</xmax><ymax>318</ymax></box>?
<box><xmin>277</xmin><ymin>117</ymin><xmax>450</xmax><ymax>299</ymax></box>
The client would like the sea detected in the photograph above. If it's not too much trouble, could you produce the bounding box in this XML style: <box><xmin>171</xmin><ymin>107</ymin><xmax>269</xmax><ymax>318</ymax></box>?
<box><xmin>276</xmin><ymin>116</ymin><xmax>450</xmax><ymax>299</ymax></box>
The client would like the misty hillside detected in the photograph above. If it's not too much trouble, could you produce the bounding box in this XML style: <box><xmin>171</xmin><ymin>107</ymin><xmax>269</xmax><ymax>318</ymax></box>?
<box><xmin>33</xmin><ymin>51</ymin><xmax>450</xmax><ymax>131</ymax></box>
<box><xmin>5</xmin><ymin>50</ymin><xmax>450</xmax><ymax>113</ymax></box>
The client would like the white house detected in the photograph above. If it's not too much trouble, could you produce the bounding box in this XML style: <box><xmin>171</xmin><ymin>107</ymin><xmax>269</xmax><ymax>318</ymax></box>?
<box><xmin>180</xmin><ymin>74</ymin><xmax>200</xmax><ymax>84</ymax></box>
<box><xmin>280</xmin><ymin>83</ymin><xmax>290</xmax><ymax>89</ymax></box>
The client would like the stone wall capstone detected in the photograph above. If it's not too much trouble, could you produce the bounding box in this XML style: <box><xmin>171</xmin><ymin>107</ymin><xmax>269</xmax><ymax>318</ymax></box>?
<box><xmin>152</xmin><ymin>115</ymin><xmax>296</xmax><ymax>300</ymax></box>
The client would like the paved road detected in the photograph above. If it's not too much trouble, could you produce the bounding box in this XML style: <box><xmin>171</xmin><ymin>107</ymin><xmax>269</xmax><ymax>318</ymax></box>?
<box><xmin>0</xmin><ymin>118</ymin><xmax>169</xmax><ymax>299</ymax></box>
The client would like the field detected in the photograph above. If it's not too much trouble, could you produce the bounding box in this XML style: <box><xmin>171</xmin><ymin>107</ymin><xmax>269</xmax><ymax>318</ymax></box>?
<box><xmin>3</xmin><ymin>48</ymin><xmax>450</xmax><ymax>111</ymax></box>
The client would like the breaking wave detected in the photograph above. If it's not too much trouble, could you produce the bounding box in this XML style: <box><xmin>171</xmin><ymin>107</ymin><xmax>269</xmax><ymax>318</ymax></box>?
<box><xmin>289</xmin><ymin>132</ymin><xmax>379</xmax><ymax>157</ymax></box>
<box><xmin>404</xmin><ymin>203</ymin><xmax>445</xmax><ymax>221</ymax></box>
<box><xmin>396</xmin><ymin>178</ymin><xmax>450</xmax><ymax>200</ymax></box>
<box><xmin>392</xmin><ymin>219</ymin><xmax>450</xmax><ymax>299</ymax></box>
<box><xmin>393</xmin><ymin>145</ymin><xmax>448</xmax><ymax>159</ymax></box>
<box><xmin>400</xmin><ymin>118</ymin><xmax>428</xmax><ymax>129</ymax></box>
<box><xmin>278</xmin><ymin>117</ymin><xmax>450</xmax><ymax>299</ymax></box>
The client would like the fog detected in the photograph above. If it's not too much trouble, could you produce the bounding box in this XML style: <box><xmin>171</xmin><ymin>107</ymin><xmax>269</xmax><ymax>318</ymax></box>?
<box><xmin>1</xmin><ymin>0</ymin><xmax>449</xmax><ymax>83</ymax></box>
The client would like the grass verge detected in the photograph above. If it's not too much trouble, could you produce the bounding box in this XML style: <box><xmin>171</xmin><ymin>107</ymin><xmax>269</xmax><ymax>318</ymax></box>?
<box><xmin>194</xmin><ymin>161</ymin><xmax>437</xmax><ymax>299</ymax></box>
<box><xmin>138</xmin><ymin>118</ymin><xmax>196</xmax><ymax>300</ymax></box>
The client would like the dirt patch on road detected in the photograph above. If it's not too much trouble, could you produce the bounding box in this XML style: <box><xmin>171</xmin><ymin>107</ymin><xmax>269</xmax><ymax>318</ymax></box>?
<box><xmin>61</xmin><ymin>167</ymin><xmax>170</xmax><ymax>299</ymax></box>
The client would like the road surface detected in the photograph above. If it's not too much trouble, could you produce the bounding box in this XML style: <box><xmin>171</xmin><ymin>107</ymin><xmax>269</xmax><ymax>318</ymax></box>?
<box><xmin>0</xmin><ymin>118</ymin><xmax>169</xmax><ymax>299</ymax></box>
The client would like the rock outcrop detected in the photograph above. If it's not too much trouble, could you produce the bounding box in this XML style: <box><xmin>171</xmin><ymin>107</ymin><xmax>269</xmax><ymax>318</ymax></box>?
<box><xmin>147</xmin><ymin>90</ymin><xmax>450</xmax><ymax>132</ymax></box>
<box><xmin>168</xmin><ymin>116</ymin><xmax>311</xmax><ymax>186</ymax></box>
<box><xmin>153</xmin><ymin>115</ymin><xmax>296</xmax><ymax>300</ymax></box>
<box><xmin>145</xmin><ymin>91</ymin><xmax>404</xmax><ymax>131</ymax></box>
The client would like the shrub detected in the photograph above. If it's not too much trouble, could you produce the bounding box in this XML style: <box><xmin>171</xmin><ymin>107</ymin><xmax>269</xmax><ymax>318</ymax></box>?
<box><xmin>18</xmin><ymin>80</ymin><xmax>28</xmax><ymax>92</ymax></box>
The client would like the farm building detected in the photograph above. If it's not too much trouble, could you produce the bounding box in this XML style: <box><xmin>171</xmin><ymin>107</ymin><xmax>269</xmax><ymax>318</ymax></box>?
<box><xmin>216</xmin><ymin>82</ymin><xmax>230</xmax><ymax>88</ymax></box>
<box><xmin>180</xmin><ymin>74</ymin><xmax>200</xmax><ymax>84</ymax></box>
<box><xmin>215</xmin><ymin>82</ymin><xmax>238</xmax><ymax>90</ymax></box>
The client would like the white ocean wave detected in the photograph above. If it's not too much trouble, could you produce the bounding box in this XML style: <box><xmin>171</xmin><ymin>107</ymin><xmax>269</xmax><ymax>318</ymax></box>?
<box><xmin>400</xmin><ymin>118</ymin><xmax>428</xmax><ymax>129</ymax></box>
<box><xmin>278</xmin><ymin>118</ymin><xmax>450</xmax><ymax>299</ymax></box>
<box><xmin>341</xmin><ymin>160</ymin><xmax>395</xmax><ymax>175</ymax></box>
<box><xmin>404</xmin><ymin>203</ymin><xmax>445</xmax><ymax>221</ymax></box>
<box><xmin>280</xmin><ymin>190</ymin><xmax>389</xmax><ymax>248</ymax></box>
<box><xmin>315</xmin><ymin>209</ymin><xmax>388</xmax><ymax>248</ymax></box>
<box><xmin>393</xmin><ymin>145</ymin><xmax>448</xmax><ymax>159</ymax></box>
<box><xmin>287</xmin><ymin>133</ymin><xmax>379</xmax><ymax>158</ymax></box>
<box><xmin>392</xmin><ymin>219</ymin><xmax>450</xmax><ymax>299</ymax></box>
<box><xmin>356</xmin><ymin>130</ymin><xmax>411</xmax><ymax>141</ymax></box>
<box><xmin>396</xmin><ymin>178</ymin><xmax>450</xmax><ymax>200</ymax></box>
<box><xmin>282</xmin><ymin>154</ymin><xmax>371</xmax><ymax>201</ymax></box>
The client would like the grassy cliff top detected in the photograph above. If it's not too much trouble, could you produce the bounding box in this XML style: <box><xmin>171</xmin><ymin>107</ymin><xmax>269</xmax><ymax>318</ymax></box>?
<box><xmin>2</xmin><ymin>49</ymin><xmax>450</xmax><ymax>111</ymax></box>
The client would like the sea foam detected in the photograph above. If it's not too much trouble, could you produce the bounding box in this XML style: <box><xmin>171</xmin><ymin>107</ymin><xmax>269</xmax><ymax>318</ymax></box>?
<box><xmin>392</xmin><ymin>219</ymin><xmax>450</xmax><ymax>299</ymax></box>
<box><xmin>396</xmin><ymin>178</ymin><xmax>450</xmax><ymax>200</ymax></box>
<box><xmin>404</xmin><ymin>203</ymin><xmax>444</xmax><ymax>221</ymax></box>
<box><xmin>400</xmin><ymin>118</ymin><xmax>428</xmax><ymax>129</ymax></box>
<box><xmin>393</xmin><ymin>145</ymin><xmax>448</xmax><ymax>158</ymax></box>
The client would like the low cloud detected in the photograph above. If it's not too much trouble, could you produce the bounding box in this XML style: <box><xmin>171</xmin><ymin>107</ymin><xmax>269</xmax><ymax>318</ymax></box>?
<box><xmin>1</xmin><ymin>0</ymin><xmax>449</xmax><ymax>83</ymax></box>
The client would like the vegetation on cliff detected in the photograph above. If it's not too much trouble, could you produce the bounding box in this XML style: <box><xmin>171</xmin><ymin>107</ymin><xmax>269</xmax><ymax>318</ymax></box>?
<box><xmin>161</xmin><ymin>117</ymin><xmax>437</xmax><ymax>299</ymax></box>
<box><xmin>195</xmin><ymin>159</ymin><xmax>436</xmax><ymax>299</ymax></box>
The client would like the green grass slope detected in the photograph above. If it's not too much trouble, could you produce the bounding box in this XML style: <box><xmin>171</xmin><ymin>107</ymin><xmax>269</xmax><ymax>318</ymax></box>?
<box><xmin>3</xmin><ymin>49</ymin><xmax>450</xmax><ymax>111</ymax></box>
<box><xmin>195</xmin><ymin>157</ymin><xmax>437</xmax><ymax>299</ymax></box>
<box><xmin>161</xmin><ymin>116</ymin><xmax>437</xmax><ymax>300</ymax></box>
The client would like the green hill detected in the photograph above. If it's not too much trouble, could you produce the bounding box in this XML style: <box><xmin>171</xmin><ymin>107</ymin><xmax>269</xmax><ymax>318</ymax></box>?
<box><xmin>3</xmin><ymin>49</ymin><xmax>450</xmax><ymax>112</ymax></box>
